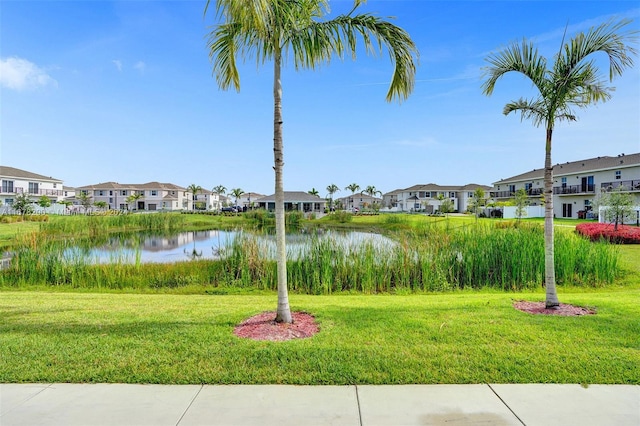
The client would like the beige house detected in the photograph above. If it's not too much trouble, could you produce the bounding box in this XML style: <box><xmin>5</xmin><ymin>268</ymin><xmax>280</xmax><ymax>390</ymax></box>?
<box><xmin>76</xmin><ymin>182</ymin><xmax>193</xmax><ymax>211</ymax></box>
<box><xmin>336</xmin><ymin>193</ymin><xmax>383</xmax><ymax>211</ymax></box>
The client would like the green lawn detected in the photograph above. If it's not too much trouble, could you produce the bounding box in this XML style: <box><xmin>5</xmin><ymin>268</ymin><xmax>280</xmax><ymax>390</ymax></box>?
<box><xmin>1</xmin><ymin>291</ymin><xmax>638</xmax><ymax>384</ymax></box>
<box><xmin>1</xmin><ymin>213</ymin><xmax>638</xmax><ymax>384</ymax></box>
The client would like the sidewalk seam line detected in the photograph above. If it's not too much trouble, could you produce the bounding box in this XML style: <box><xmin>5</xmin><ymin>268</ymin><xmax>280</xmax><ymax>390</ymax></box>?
<box><xmin>488</xmin><ymin>384</ymin><xmax>526</xmax><ymax>426</ymax></box>
<box><xmin>175</xmin><ymin>384</ymin><xmax>204</xmax><ymax>426</ymax></box>
<box><xmin>355</xmin><ymin>385</ymin><xmax>363</xmax><ymax>426</ymax></box>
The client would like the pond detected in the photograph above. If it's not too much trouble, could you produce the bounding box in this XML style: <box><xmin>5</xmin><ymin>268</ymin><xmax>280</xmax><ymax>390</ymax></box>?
<box><xmin>61</xmin><ymin>229</ymin><xmax>395</xmax><ymax>265</ymax></box>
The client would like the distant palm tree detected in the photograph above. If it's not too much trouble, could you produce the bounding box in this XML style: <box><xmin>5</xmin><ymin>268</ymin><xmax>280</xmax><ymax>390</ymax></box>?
<box><xmin>187</xmin><ymin>184</ymin><xmax>203</xmax><ymax>211</ymax></box>
<box><xmin>364</xmin><ymin>185</ymin><xmax>382</xmax><ymax>206</ymax></box>
<box><xmin>126</xmin><ymin>193</ymin><xmax>143</xmax><ymax>211</ymax></box>
<box><xmin>345</xmin><ymin>183</ymin><xmax>360</xmax><ymax>210</ymax></box>
<box><xmin>482</xmin><ymin>19</ymin><xmax>637</xmax><ymax>308</ymax></box>
<box><xmin>308</xmin><ymin>188</ymin><xmax>319</xmax><ymax>197</ymax></box>
<box><xmin>206</xmin><ymin>0</ymin><xmax>417</xmax><ymax>323</ymax></box>
<box><xmin>230</xmin><ymin>188</ymin><xmax>244</xmax><ymax>214</ymax></box>
<box><xmin>212</xmin><ymin>185</ymin><xmax>226</xmax><ymax>195</ymax></box>
<box><xmin>326</xmin><ymin>184</ymin><xmax>340</xmax><ymax>212</ymax></box>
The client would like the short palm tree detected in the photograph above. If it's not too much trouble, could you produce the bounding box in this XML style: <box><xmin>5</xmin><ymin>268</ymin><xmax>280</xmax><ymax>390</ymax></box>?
<box><xmin>206</xmin><ymin>0</ymin><xmax>417</xmax><ymax>323</ymax></box>
<box><xmin>345</xmin><ymin>183</ymin><xmax>360</xmax><ymax>210</ymax></box>
<box><xmin>308</xmin><ymin>188</ymin><xmax>319</xmax><ymax>197</ymax></box>
<box><xmin>230</xmin><ymin>188</ymin><xmax>244</xmax><ymax>213</ymax></box>
<box><xmin>187</xmin><ymin>184</ymin><xmax>203</xmax><ymax>211</ymax></box>
<box><xmin>212</xmin><ymin>185</ymin><xmax>226</xmax><ymax>195</ymax></box>
<box><xmin>482</xmin><ymin>19</ymin><xmax>637</xmax><ymax>308</ymax></box>
<box><xmin>326</xmin><ymin>184</ymin><xmax>340</xmax><ymax>212</ymax></box>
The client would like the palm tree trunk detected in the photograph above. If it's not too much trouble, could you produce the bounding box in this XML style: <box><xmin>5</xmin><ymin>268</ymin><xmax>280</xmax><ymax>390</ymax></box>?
<box><xmin>544</xmin><ymin>128</ymin><xmax>560</xmax><ymax>308</ymax></box>
<box><xmin>273</xmin><ymin>47</ymin><xmax>292</xmax><ymax>323</ymax></box>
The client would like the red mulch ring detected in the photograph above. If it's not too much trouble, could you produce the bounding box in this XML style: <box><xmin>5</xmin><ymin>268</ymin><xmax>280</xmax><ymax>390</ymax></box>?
<box><xmin>513</xmin><ymin>300</ymin><xmax>596</xmax><ymax>316</ymax></box>
<box><xmin>233</xmin><ymin>311</ymin><xmax>320</xmax><ymax>341</ymax></box>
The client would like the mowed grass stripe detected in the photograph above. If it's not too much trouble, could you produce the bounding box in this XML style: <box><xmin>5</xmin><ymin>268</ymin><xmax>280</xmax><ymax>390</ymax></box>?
<box><xmin>1</xmin><ymin>291</ymin><xmax>638</xmax><ymax>384</ymax></box>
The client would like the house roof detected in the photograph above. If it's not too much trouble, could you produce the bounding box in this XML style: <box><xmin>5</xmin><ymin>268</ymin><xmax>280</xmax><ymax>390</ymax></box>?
<box><xmin>393</xmin><ymin>183</ymin><xmax>492</xmax><ymax>192</ymax></box>
<box><xmin>76</xmin><ymin>181</ymin><xmax>187</xmax><ymax>191</ymax></box>
<box><xmin>257</xmin><ymin>191</ymin><xmax>325</xmax><ymax>203</ymax></box>
<box><xmin>0</xmin><ymin>166</ymin><xmax>63</xmax><ymax>183</ymax></box>
<box><xmin>493</xmin><ymin>153</ymin><xmax>640</xmax><ymax>185</ymax></box>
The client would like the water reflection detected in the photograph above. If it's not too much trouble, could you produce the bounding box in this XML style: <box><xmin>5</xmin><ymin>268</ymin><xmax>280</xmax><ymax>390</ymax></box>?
<box><xmin>61</xmin><ymin>229</ymin><xmax>393</xmax><ymax>265</ymax></box>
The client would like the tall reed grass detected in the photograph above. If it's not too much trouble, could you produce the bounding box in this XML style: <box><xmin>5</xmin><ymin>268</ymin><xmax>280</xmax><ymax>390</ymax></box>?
<box><xmin>0</xmin><ymin>223</ymin><xmax>619</xmax><ymax>293</ymax></box>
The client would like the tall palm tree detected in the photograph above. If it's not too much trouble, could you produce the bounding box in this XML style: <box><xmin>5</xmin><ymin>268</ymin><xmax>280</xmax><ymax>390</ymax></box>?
<box><xmin>345</xmin><ymin>183</ymin><xmax>360</xmax><ymax>210</ymax></box>
<box><xmin>308</xmin><ymin>188</ymin><xmax>319</xmax><ymax>196</ymax></box>
<box><xmin>482</xmin><ymin>19</ymin><xmax>636</xmax><ymax>308</ymax></box>
<box><xmin>206</xmin><ymin>0</ymin><xmax>418</xmax><ymax>323</ymax></box>
<box><xmin>326</xmin><ymin>184</ymin><xmax>340</xmax><ymax>212</ymax></box>
<box><xmin>187</xmin><ymin>184</ymin><xmax>203</xmax><ymax>211</ymax></box>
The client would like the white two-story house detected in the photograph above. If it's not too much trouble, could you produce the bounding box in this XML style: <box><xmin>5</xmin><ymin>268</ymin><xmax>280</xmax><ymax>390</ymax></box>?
<box><xmin>382</xmin><ymin>183</ymin><xmax>492</xmax><ymax>213</ymax></box>
<box><xmin>0</xmin><ymin>166</ymin><xmax>65</xmax><ymax>206</ymax></box>
<box><xmin>492</xmin><ymin>153</ymin><xmax>640</xmax><ymax>219</ymax></box>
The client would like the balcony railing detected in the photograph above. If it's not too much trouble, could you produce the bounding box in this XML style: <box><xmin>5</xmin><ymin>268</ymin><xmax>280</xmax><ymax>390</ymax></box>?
<box><xmin>553</xmin><ymin>184</ymin><xmax>595</xmax><ymax>195</ymax></box>
<box><xmin>0</xmin><ymin>187</ymin><xmax>63</xmax><ymax>197</ymax></box>
<box><xmin>601</xmin><ymin>180</ymin><xmax>640</xmax><ymax>192</ymax></box>
<box><xmin>491</xmin><ymin>188</ymin><xmax>544</xmax><ymax>199</ymax></box>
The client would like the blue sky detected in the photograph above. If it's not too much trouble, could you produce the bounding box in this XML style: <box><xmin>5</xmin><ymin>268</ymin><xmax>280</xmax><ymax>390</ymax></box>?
<box><xmin>2</xmin><ymin>0</ymin><xmax>639</xmax><ymax>197</ymax></box>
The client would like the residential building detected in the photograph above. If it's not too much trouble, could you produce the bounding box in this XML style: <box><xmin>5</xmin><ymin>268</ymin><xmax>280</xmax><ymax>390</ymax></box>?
<box><xmin>0</xmin><ymin>166</ymin><xmax>64</xmax><ymax>206</ymax></box>
<box><xmin>492</xmin><ymin>153</ymin><xmax>640</xmax><ymax>219</ymax></box>
<box><xmin>382</xmin><ymin>183</ymin><xmax>492</xmax><ymax>213</ymax></box>
<box><xmin>337</xmin><ymin>193</ymin><xmax>383</xmax><ymax>211</ymax></box>
<box><xmin>240</xmin><ymin>192</ymin><xmax>266</xmax><ymax>209</ymax></box>
<box><xmin>76</xmin><ymin>182</ymin><xmax>193</xmax><ymax>211</ymax></box>
<box><xmin>194</xmin><ymin>188</ymin><xmax>221</xmax><ymax>211</ymax></box>
<box><xmin>256</xmin><ymin>191</ymin><xmax>326</xmax><ymax>213</ymax></box>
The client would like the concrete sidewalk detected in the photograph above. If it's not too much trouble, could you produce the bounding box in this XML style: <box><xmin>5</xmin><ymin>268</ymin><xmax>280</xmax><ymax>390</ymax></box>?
<box><xmin>1</xmin><ymin>384</ymin><xmax>638</xmax><ymax>425</ymax></box>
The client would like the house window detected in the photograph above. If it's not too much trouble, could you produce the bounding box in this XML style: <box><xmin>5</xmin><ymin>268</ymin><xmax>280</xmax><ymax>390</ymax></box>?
<box><xmin>615</xmin><ymin>170</ymin><xmax>621</xmax><ymax>180</ymax></box>
<box><xmin>449</xmin><ymin>192</ymin><xmax>456</xmax><ymax>198</ymax></box>
<box><xmin>468</xmin><ymin>192</ymin><xmax>474</xmax><ymax>198</ymax></box>
<box><xmin>151</xmin><ymin>190</ymin><xmax>158</xmax><ymax>196</ymax></box>
<box><xmin>53</xmin><ymin>183</ymin><xmax>57</xmax><ymax>188</ymax></box>
<box><xmin>5</xmin><ymin>198</ymin><xmax>14</xmax><ymax>205</ymax></box>
<box><xmin>121</xmin><ymin>190</ymin><xmax>127</xmax><ymax>196</ymax></box>
<box><xmin>29</xmin><ymin>182</ymin><xmax>39</xmax><ymax>194</ymax></box>
<box><xmin>81</xmin><ymin>190</ymin><xmax>89</xmax><ymax>195</ymax></box>
<box><xmin>109</xmin><ymin>190</ymin><xmax>113</xmax><ymax>196</ymax></box>
<box><xmin>109</xmin><ymin>198</ymin><xmax>113</xmax><ymax>204</ymax></box>
<box><xmin>525</xmin><ymin>183</ymin><xmax>532</xmax><ymax>191</ymax></box>
<box><xmin>1</xmin><ymin>180</ymin><xmax>14</xmax><ymax>193</ymax></box>
<box><xmin>561</xmin><ymin>177</ymin><xmax>567</xmax><ymax>188</ymax></box>
<box><xmin>508</xmin><ymin>185</ymin><xmax>516</xmax><ymax>194</ymax></box>
<box><xmin>98</xmin><ymin>190</ymin><xmax>105</xmax><ymax>196</ymax></box>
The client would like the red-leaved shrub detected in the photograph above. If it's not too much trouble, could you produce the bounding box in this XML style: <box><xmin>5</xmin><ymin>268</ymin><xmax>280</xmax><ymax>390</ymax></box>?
<box><xmin>575</xmin><ymin>222</ymin><xmax>640</xmax><ymax>244</ymax></box>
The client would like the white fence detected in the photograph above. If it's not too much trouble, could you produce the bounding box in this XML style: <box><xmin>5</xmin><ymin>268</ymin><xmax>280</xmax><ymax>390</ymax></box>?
<box><xmin>598</xmin><ymin>206</ymin><xmax>640</xmax><ymax>226</ymax></box>
<box><xmin>501</xmin><ymin>205</ymin><xmax>545</xmax><ymax>219</ymax></box>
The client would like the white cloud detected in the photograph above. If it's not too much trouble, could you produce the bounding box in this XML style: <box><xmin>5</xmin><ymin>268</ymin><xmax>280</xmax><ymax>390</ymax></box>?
<box><xmin>112</xmin><ymin>59</ymin><xmax>123</xmax><ymax>71</ymax></box>
<box><xmin>134</xmin><ymin>61</ymin><xmax>146</xmax><ymax>73</ymax></box>
<box><xmin>0</xmin><ymin>57</ymin><xmax>57</xmax><ymax>91</ymax></box>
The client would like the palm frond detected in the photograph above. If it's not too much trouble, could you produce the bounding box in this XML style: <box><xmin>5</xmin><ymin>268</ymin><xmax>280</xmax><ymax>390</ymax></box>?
<box><xmin>481</xmin><ymin>40</ymin><xmax>548</xmax><ymax>96</ymax></box>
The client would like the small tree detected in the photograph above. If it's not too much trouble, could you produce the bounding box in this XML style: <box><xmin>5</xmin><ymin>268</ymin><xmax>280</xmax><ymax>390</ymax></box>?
<box><xmin>13</xmin><ymin>193</ymin><xmax>34</xmax><ymax>216</ymax></box>
<box><xmin>514</xmin><ymin>188</ymin><xmax>530</xmax><ymax>222</ymax></box>
<box><xmin>94</xmin><ymin>201</ymin><xmax>108</xmax><ymax>211</ymax></box>
<box><xmin>230</xmin><ymin>188</ymin><xmax>244</xmax><ymax>214</ymax></box>
<box><xmin>308</xmin><ymin>188</ymin><xmax>319</xmax><ymax>197</ymax></box>
<box><xmin>77</xmin><ymin>192</ymin><xmax>93</xmax><ymax>211</ymax></box>
<box><xmin>37</xmin><ymin>196</ymin><xmax>52</xmax><ymax>209</ymax></box>
<box><xmin>596</xmin><ymin>186</ymin><xmax>636</xmax><ymax>230</ymax></box>
<box><xmin>469</xmin><ymin>188</ymin><xmax>486</xmax><ymax>221</ymax></box>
